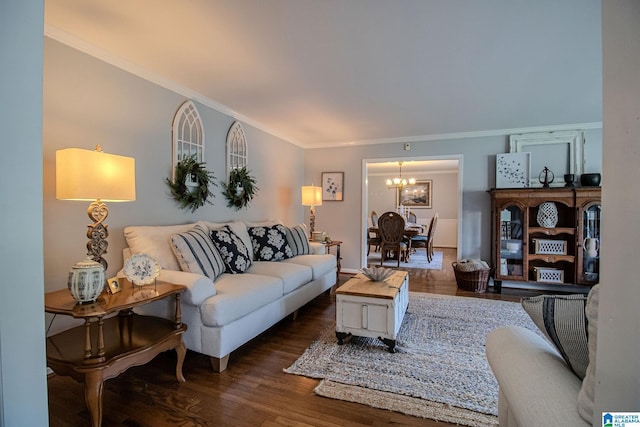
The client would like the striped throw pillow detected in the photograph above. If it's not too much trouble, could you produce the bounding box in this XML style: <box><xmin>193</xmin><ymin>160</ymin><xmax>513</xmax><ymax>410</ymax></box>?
<box><xmin>286</xmin><ymin>225</ymin><xmax>311</xmax><ymax>256</ymax></box>
<box><xmin>170</xmin><ymin>225</ymin><xmax>225</xmax><ymax>280</ymax></box>
<box><xmin>521</xmin><ymin>293</ymin><xmax>589</xmax><ymax>379</ymax></box>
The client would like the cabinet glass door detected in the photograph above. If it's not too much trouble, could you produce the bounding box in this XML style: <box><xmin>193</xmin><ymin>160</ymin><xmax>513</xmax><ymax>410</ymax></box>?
<box><xmin>581</xmin><ymin>203</ymin><xmax>601</xmax><ymax>283</ymax></box>
<box><xmin>498</xmin><ymin>205</ymin><xmax>525</xmax><ymax>279</ymax></box>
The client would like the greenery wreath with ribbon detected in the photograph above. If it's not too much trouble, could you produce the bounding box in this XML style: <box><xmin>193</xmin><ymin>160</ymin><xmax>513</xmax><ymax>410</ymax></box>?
<box><xmin>165</xmin><ymin>156</ymin><xmax>217</xmax><ymax>213</ymax></box>
<box><xmin>222</xmin><ymin>167</ymin><xmax>259</xmax><ymax>210</ymax></box>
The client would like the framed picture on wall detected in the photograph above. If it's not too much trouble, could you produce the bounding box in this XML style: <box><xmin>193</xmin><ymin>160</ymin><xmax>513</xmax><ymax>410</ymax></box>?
<box><xmin>399</xmin><ymin>180</ymin><xmax>432</xmax><ymax>208</ymax></box>
<box><xmin>322</xmin><ymin>172</ymin><xmax>344</xmax><ymax>201</ymax></box>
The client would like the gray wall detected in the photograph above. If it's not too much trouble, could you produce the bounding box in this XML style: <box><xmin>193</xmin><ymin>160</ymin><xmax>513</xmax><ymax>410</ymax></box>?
<box><xmin>0</xmin><ymin>1</ymin><xmax>49</xmax><ymax>426</ymax></box>
<box><xmin>596</xmin><ymin>0</ymin><xmax>640</xmax><ymax>420</ymax></box>
<box><xmin>43</xmin><ymin>38</ymin><xmax>307</xmax><ymax>296</ymax></box>
<box><xmin>305</xmin><ymin>129</ymin><xmax>602</xmax><ymax>272</ymax></box>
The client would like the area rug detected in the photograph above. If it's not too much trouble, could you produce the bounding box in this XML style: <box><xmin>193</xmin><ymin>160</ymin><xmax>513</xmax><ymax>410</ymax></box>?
<box><xmin>368</xmin><ymin>250</ymin><xmax>443</xmax><ymax>270</ymax></box>
<box><xmin>284</xmin><ymin>292</ymin><xmax>542</xmax><ymax>427</ymax></box>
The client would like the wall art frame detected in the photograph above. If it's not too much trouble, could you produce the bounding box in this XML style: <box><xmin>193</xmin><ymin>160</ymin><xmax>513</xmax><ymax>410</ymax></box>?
<box><xmin>322</xmin><ymin>172</ymin><xmax>344</xmax><ymax>201</ymax></box>
<box><xmin>496</xmin><ymin>152</ymin><xmax>531</xmax><ymax>188</ymax></box>
<box><xmin>398</xmin><ymin>180</ymin><xmax>432</xmax><ymax>207</ymax></box>
<box><xmin>509</xmin><ymin>130</ymin><xmax>584</xmax><ymax>187</ymax></box>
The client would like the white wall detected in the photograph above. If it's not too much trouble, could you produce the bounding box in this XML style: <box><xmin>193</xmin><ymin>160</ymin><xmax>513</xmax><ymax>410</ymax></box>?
<box><xmin>595</xmin><ymin>0</ymin><xmax>640</xmax><ymax>421</ymax></box>
<box><xmin>305</xmin><ymin>129</ymin><xmax>602</xmax><ymax>272</ymax></box>
<box><xmin>0</xmin><ymin>1</ymin><xmax>49</xmax><ymax>426</ymax></box>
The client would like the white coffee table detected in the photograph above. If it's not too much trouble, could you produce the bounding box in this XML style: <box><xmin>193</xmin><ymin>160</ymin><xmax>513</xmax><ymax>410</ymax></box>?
<box><xmin>335</xmin><ymin>270</ymin><xmax>409</xmax><ymax>352</ymax></box>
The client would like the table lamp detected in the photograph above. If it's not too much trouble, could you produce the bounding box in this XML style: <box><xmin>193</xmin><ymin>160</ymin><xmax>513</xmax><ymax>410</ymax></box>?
<box><xmin>301</xmin><ymin>185</ymin><xmax>322</xmax><ymax>238</ymax></box>
<box><xmin>56</xmin><ymin>145</ymin><xmax>136</xmax><ymax>271</ymax></box>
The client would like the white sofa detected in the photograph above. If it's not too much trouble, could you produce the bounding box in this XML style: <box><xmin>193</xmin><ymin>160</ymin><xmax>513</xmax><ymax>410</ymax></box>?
<box><xmin>121</xmin><ymin>220</ymin><xmax>337</xmax><ymax>372</ymax></box>
<box><xmin>486</xmin><ymin>285</ymin><xmax>599</xmax><ymax>427</ymax></box>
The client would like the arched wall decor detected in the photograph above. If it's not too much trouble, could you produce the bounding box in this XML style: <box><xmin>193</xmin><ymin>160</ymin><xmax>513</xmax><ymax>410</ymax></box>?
<box><xmin>172</xmin><ymin>100</ymin><xmax>204</xmax><ymax>180</ymax></box>
<box><xmin>226</xmin><ymin>121</ymin><xmax>248</xmax><ymax>178</ymax></box>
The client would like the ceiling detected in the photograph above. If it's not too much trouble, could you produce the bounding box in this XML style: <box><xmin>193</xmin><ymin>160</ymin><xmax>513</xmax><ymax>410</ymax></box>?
<box><xmin>44</xmin><ymin>0</ymin><xmax>602</xmax><ymax>149</ymax></box>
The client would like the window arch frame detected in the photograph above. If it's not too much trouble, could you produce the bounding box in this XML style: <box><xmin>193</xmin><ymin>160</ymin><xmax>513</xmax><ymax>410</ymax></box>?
<box><xmin>226</xmin><ymin>121</ymin><xmax>248</xmax><ymax>179</ymax></box>
<box><xmin>172</xmin><ymin>100</ymin><xmax>204</xmax><ymax>180</ymax></box>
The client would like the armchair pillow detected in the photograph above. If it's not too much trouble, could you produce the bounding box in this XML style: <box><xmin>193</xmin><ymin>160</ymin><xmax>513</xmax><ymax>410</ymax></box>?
<box><xmin>521</xmin><ymin>293</ymin><xmax>589</xmax><ymax>379</ymax></box>
<box><xmin>210</xmin><ymin>225</ymin><xmax>252</xmax><ymax>274</ymax></box>
<box><xmin>170</xmin><ymin>225</ymin><xmax>225</xmax><ymax>281</ymax></box>
<box><xmin>248</xmin><ymin>224</ymin><xmax>293</xmax><ymax>261</ymax></box>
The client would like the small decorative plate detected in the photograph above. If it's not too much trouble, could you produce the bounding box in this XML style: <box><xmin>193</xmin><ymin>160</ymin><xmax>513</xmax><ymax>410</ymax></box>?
<box><xmin>124</xmin><ymin>253</ymin><xmax>161</xmax><ymax>286</ymax></box>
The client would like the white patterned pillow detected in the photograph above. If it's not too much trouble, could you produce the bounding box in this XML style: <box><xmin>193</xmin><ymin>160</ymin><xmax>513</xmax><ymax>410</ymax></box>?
<box><xmin>285</xmin><ymin>225</ymin><xmax>311</xmax><ymax>256</ymax></box>
<box><xmin>248</xmin><ymin>224</ymin><xmax>293</xmax><ymax>261</ymax></box>
<box><xmin>521</xmin><ymin>293</ymin><xmax>589</xmax><ymax>379</ymax></box>
<box><xmin>170</xmin><ymin>225</ymin><xmax>225</xmax><ymax>281</ymax></box>
<box><xmin>210</xmin><ymin>225</ymin><xmax>252</xmax><ymax>274</ymax></box>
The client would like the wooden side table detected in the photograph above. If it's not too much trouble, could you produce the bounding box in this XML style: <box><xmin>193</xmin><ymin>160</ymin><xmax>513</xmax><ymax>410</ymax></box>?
<box><xmin>317</xmin><ymin>239</ymin><xmax>342</xmax><ymax>283</ymax></box>
<box><xmin>45</xmin><ymin>281</ymin><xmax>187</xmax><ymax>427</ymax></box>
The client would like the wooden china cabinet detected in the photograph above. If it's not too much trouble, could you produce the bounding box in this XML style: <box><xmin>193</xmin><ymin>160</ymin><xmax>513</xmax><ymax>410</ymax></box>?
<box><xmin>489</xmin><ymin>187</ymin><xmax>601</xmax><ymax>292</ymax></box>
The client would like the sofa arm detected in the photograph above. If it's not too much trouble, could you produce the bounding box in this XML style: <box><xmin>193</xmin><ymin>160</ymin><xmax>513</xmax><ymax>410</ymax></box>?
<box><xmin>118</xmin><ymin>268</ymin><xmax>216</xmax><ymax>306</ymax></box>
<box><xmin>486</xmin><ymin>326</ymin><xmax>589</xmax><ymax>427</ymax></box>
<box><xmin>309</xmin><ymin>241</ymin><xmax>326</xmax><ymax>254</ymax></box>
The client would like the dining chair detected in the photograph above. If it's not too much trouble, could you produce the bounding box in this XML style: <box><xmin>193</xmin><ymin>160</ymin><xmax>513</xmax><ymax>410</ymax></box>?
<box><xmin>410</xmin><ymin>212</ymin><xmax>439</xmax><ymax>262</ymax></box>
<box><xmin>407</xmin><ymin>212</ymin><xmax>417</xmax><ymax>224</ymax></box>
<box><xmin>377</xmin><ymin>211</ymin><xmax>408</xmax><ymax>267</ymax></box>
<box><xmin>371</xmin><ymin>210</ymin><xmax>379</xmax><ymax>227</ymax></box>
<box><xmin>367</xmin><ymin>227</ymin><xmax>381</xmax><ymax>255</ymax></box>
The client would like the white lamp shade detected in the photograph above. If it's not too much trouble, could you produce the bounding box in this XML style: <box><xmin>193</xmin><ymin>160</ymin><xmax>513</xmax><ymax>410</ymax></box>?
<box><xmin>56</xmin><ymin>148</ymin><xmax>136</xmax><ymax>202</ymax></box>
<box><xmin>301</xmin><ymin>185</ymin><xmax>322</xmax><ymax>206</ymax></box>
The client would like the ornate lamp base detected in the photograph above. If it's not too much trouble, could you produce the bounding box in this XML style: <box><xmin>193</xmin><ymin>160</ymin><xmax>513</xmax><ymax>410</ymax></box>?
<box><xmin>86</xmin><ymin>199</ymin><xmax>109</xmax><ymax>270</ymax></box>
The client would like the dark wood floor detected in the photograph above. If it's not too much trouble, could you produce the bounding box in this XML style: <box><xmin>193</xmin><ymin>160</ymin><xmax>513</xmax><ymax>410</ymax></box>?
<box><xmin>47</xmin><ymin>248</ymin><xmax>544</xmax><ymax>427</ymax></box>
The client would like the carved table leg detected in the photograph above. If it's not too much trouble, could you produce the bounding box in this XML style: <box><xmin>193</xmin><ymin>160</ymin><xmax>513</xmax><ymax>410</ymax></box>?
<box><xmin>175</xmin><ymin>340</ymin><xmax>186</xmax><ymax>383</ymax></box>
<box><xmin>84</xmin><ymin>370</ymin><xmax>105</xmax><ymax>427</ymax></box>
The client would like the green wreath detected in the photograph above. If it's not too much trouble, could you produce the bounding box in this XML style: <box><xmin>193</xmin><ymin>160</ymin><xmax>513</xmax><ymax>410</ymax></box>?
<box><xmin>165</xmin><ymin>157</ymin><xmax>217</xmax><ymax>213</ymax></box>
<box><xmin>222</xmin><ymin>167</ymin><xmax>259</xmax><ymax>210</ymax></box>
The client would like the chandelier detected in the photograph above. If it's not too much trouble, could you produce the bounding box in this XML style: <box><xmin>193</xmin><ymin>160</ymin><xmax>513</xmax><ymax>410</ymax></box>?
<box><xmin>386</xmin><ymin>161</ymin><xmax>416</xmax><ymax>189</ymax></box>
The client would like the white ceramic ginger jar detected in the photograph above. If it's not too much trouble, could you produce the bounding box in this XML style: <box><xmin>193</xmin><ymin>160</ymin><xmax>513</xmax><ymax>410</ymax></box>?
<box><xmin>68</xmin><ymin>258</ymin><xmax>105</xmax><ymax>304</ymax></box>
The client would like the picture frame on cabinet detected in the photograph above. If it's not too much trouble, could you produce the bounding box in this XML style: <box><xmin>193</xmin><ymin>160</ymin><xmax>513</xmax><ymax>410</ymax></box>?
<box><xmin>496</xmin><ymin>152</ymin><xmax>531</xmax><ymax>188</ymax></box>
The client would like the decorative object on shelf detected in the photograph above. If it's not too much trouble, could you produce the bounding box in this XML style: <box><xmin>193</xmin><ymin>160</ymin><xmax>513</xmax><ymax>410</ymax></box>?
<box><xmin>221</xmin><ymin>166</ymin><xmax>258</xmax><ymax>210</ymax></box>
<box><xmin>385</xmin><ymin>161</ymin><xmax>415</xmax><ymax>190</ymax></box>
<box><xmin>67</xmin><ymin>258</ymin><xmax>106</xmax><ymax>304</ymax></box>
<box><xmin>361</xmin><ymin>266</ymin><xmax>395</xmax><ymax>282</ymax></box>
<box><xmin>537</xmin><ymin>201</ymin><xmax>559</xmax><ymax>228</ymax></box>
<box><xmin>533</xmin><ymin>238</ymin><xmax>568</xmax><ymax>255</ymax></box>
<box><xmin>56</xmin><ymin>145</ymin><xmax>136</xmax><ymax>270</ymax></box>
<box><xmin>496</xmin><ymin>152</ymin><xmax>530</xmax><ymax>188</ymax></box>
<box><xmin>538</xmin><ymin>166</ymin><xmax>554</xmax><ymax>188</ymax></box>
<box><xmin>123</xmin><ymin>253</ymin><xmax>161</xmax><ymax>286</ymax></box>
<box><xmin>584</xmin><ymin>237</ymin><xmax>599</xmax><ymax>258</ymax></box>
<box><xmin>564</xmin><ymin>173</ymin><xmax>575</xmax><ymax>187</ymax></box>
<box><xmin>580</xmin><ymin>173</ymin><xmax>601</xmax><ymax>187</ymax></box>
<box><xmin>301</xmin><ymin>185</ymin><xmax>322</xmax><ymax>237</ymax></box>
<box><xmin>166</xmin><ymin>156</ymin><xmax>217</xmax><ymax>213</ymax></box>
<box><xmin>322</xmin><ymin>171</ymin><xmax>344</xmax><ymax>201</ymax></box>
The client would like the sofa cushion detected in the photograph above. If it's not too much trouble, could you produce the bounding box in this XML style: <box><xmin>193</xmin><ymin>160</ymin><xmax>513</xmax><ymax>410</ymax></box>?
<box><xmin>285</xmin><ymin>225</ymin><xmax>312</xmax><ymax>256</ymax></box>
<box><xmin>578</xmin><ymin>284</ymin><xmax>599</xmax><ymax>423</ymax></box>
<box><xmin>199</xmin><ymin>273</ymin><xmax>283</xmax><ymax>327</ymax></box>
<box><xmin>210</xmin><ymin>225</ymin><xmax>252</xmax><ymax>274</ymax></box>
<box><xmin>170</xmin><ymin>225</ymin><xmax>225</xmax><ymax>280</ymax></box>
<box><xmin>283</xmin><ymin>254</ymin><xmax>336</xmax><ymax>280</ymax></box>
<box><xmin>521</xmin><ymin>293</ymin><xmax>589</xmax><ymax>379</ymax></box>
<box><xmin>248</xmin><ymin>224</ymin><xmax>293</xmax><ymax>261</ymax></box>
<box><xmin>247</xmin><ymin>261</ymin><xmax>312</xmax><ymax>294</ymax></box>
<box><xmin>124</xmin><ymin>223</ymin><xmax>198</xmax><ymax>271</ymax></box>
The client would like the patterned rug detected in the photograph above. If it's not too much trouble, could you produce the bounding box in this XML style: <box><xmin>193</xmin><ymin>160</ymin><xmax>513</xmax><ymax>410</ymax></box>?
<box><xmin>284</xmin><ymin>292</ymin><xmax>542</xmax><ymax>426</ymax></box>
<box><xmin>368</xmin><ymin>250</ymin><xmax>443</xmax><ymax>270</ymax></box>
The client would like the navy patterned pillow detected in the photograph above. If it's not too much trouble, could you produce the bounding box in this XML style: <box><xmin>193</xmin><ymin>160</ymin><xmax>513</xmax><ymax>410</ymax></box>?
<box><xmin>248</xmin><ymin>224</ymin><xmax>293</xmax><ymax>261</ymax></box>
<box><xmin>285</xmin><ymin>225</ymin><xmax>312</xmax><ymax>256</ymax></box>
<box><xmin>209</xmin><ymin>225</ymin><xmax>252</xmax><ymax>274</ymax></box>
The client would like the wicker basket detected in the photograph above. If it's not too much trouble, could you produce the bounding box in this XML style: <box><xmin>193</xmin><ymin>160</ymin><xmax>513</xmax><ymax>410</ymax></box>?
<box><xmin>452</xmin><ymin>262</ymin><xmax>492</xmax><ymax>293</ymax></box>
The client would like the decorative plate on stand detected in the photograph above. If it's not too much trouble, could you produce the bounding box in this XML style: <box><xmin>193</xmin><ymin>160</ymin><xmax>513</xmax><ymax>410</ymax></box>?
<box><xmin>124</xmin><ymin>253</ymin><xmax>161</xmax><ymax>286</ymax></box>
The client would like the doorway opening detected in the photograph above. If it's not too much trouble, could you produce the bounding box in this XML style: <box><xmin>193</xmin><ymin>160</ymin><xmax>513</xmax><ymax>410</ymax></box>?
<box><xmin>361</xmin><ymin>155</ymin><xmax>463</xmax><ymax>269</ymax></box>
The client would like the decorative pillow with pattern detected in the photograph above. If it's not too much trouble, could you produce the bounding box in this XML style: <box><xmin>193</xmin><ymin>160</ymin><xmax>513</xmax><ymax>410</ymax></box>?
<box><xmin>209</xmin><ymin>225</ymin><xmax>252</xmax><ymax>274</ymax></box>
<box><xmin>285</xmin><ymin>225</ymin><xmax>311</xmax><ymax>256</ymax></box>
<box><xmin>170</xmin><ymin>225</ymin><xmax>226</xmax><ymax>280</ymax></box>
<box><xmin>521</xmin><ymin>293</ymin><xmax>589</xmax><ymax>379</ymax></box>
<box><xmin>248</xmin><ymin>224</ymin><xmax>293</xmax><ymax>261</ymax></box>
